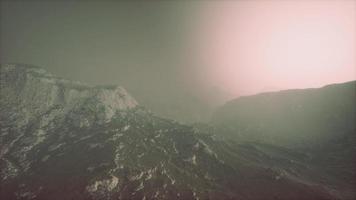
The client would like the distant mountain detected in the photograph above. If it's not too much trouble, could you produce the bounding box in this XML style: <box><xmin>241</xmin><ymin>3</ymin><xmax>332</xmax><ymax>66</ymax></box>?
<box><xmin>0</xmin><ymin>64</ymin><xmax>347</xmax><ymax>200</ymax></box>
<box><xmin>130</xmin><ymin>90</ymin><xmax>216</xmax><ymax>124</ymax></box>
<box><xmin>129</xmin><ymin>85</ymin><xmax>229</xmax><ymax>124</ymax></box>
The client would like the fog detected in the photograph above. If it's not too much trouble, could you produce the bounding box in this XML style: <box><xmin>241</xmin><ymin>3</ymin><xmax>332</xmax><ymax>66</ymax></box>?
<box><xmin>1</xmin><ymin>2</ymin><xmax>355</xmax><ymax>198</ymax></box>
<box><xmin>1</xmin><ymin>1</ymin><xmax>221</xmax><ymax>122</ymax></box>
<box><xmin>1</xmin><ymin>1</ymin><xmax>355</xmax><ymax>123</ymax></box>
<box><xmin>1</xmin><ymin>1</ymin><xmax>190</xmax><ymax>89</ymax></box>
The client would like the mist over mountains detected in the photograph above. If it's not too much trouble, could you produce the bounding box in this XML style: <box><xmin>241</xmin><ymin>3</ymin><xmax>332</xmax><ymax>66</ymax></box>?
<box><xmin>213</xmin><ymin>81</ymin><xmax>356</xmax><ymax>148</ymax></box>
<box><xmin>0</xmin><ymin>64</ymin><xmax>355</xmax><ymax>200</ymax></box>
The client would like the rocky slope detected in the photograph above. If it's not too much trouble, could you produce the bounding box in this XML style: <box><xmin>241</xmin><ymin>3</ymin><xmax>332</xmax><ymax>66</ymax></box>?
<box><xmin>0</xmin><ymin>64</ymin><xmax>343</xmax><ymax>200</ymax></box>
<box><xmin>213</xmin><ymin>81</ymin><xmax>356</xmax><ymax>148</ymax></box>
<box><xmin>213</xmin><ymin>81</ymin><xmax>356</xmax><ymax>199</ymax></box>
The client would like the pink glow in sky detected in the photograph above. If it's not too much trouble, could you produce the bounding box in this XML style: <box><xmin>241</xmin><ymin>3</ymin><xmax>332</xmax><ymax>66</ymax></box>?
<box><xmin>192</xmin><ymin>0</ymin><xmax>356</xmax><ymax>97</ymax></box>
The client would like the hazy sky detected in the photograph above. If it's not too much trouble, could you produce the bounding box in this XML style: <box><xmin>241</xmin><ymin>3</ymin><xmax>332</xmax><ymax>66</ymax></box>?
<box><xmin>0</xmin><ymin>1</ymin><xmax>198</xmax><ymax>99</ymax></box>
<box><xmin>193</xmin><ymin>0</ymin><xmax>356</xmax><ymax>96</ymax></box>
<box><xmin>1</xmin><ymin>0</ymin><xmax>355</xmax><ymax>101</ymax></box>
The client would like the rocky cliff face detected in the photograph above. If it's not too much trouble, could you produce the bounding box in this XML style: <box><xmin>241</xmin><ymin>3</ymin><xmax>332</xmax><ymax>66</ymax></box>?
<box><xmin>0</xmin><ymin>64</ymin><xmax>343</xmax><ymax>200</ymax></box>
<box><xmin>0</xmin><ymin>64</ymin><xmax>137</xmax><ymax>128</ymax></box>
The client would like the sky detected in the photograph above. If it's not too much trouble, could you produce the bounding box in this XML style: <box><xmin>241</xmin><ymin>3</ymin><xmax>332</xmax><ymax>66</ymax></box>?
<box><xmin>193</xmin><ymin>0</ymin><xmax>356</xmax><ymax>96</ymax></box>
<box><xmin>1</xmin><ymin>0</ymin><xmax>355</xmax><ymax>110</ymax></box>
<box><xmin>0</xmin><ymin>1</ymin><xmax>194</xmax><ymax>96</ymax></box>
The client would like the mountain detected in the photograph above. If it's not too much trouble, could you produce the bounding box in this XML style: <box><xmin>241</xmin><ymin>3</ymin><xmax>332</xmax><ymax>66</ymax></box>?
<box><xmin>0</xmin><ymin>64</ymin><xmax>346</xmax><ymax>200</ymax></box>
<box><xmin>129</xmin><ymin>89</ymin><xmax>216</xmax><ymax>124</ymax></box>
<box><xmin>213</xmin><ymin>81</ymin><xmax>356</xmax><ymax>199</ymax></box>
<box><xmin>128</xmin><ymin>84</ymin><xmax>229</xmax><ymax>124</ymax></box>
<box><xmin>213</xmin><ymin>81</ymin><xmax>356</xmax><ymax>148</ymax></box>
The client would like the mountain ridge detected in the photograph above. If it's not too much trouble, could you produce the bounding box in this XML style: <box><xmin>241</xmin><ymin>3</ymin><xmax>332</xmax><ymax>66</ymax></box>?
<box><xmin>213</xmin><ymin>80</ymin><xmax>356</xmax><ymax>148</ymax></box>
<box><xmin>0</xmin><ymin>63</ymin><xmax>351</xmax><ymax>200</ymax></box>
<box><xmin>0</xmin><ymin>63</ymin><xmax>138</xmax><ymax>127</ymax></box>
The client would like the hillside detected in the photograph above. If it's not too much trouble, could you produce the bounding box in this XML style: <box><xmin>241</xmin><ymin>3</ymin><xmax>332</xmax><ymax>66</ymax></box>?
<box><xmin>213</xmin><ymin>81</ymin><xmax>356</xmax><ymax>148</ymax></box>
<box><xmin>0</xmin><ymin>64</ymin><xmax>350</xmax><ymax>199</ymax></box>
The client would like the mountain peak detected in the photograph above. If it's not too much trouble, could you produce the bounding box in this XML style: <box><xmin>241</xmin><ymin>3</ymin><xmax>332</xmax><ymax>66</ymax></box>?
<box><xmin>88</xmin><ymin>85</ymin><xmax>138</xmax><ymax>122</ymax></box>
<box><xmin>0</xmin><ymin>63</ymin><xmax>138</xmax><ymax>127</ymax></box>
